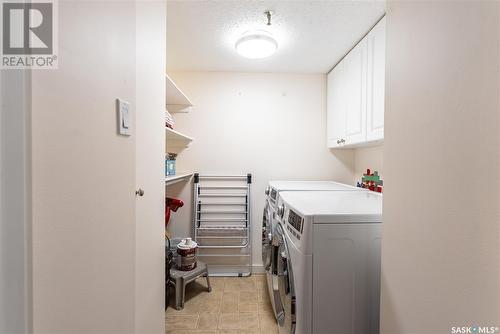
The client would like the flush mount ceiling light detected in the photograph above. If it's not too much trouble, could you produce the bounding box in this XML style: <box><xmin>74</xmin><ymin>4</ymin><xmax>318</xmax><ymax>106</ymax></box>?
<box><xmin>235</xmin><ymin>11</ymin><xmax>278</xmax><ymax>59</ymax></box>
<box><xmin>235</xmin><ymin>31</ymin><xmax>278</xmax><ymax>59</ymax></box>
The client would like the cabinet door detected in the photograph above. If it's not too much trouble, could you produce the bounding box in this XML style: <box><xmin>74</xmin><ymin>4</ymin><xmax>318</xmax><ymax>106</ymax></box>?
<box><xmin>366</xmin><ymin>17</ymin><xmax>386</xmax><ymax>142</ymax></box>
<box><xmin>344</xmin><ymin>38</ymin><xmax>368</xmax><ymax>146</ymax></box>
<box><xmin>327</xmin><ymin>61</ymin><xmax>346</xmax><ymax>148</ymax></box>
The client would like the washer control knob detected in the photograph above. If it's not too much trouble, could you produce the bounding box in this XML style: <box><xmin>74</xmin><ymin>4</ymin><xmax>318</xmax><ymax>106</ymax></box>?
<box><xmin>265</xmin><ymin>186</ymin><xmax>270</xmax><ymax>195</ymax></box>
<box><xmin>277</xmin><ymin>205</ymin><xmax>285</xmax><ymax>218</ymax></box>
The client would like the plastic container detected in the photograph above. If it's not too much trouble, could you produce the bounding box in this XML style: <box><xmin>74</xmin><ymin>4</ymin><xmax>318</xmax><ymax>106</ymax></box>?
<box><xmin>176</xmin><ymin>238</ymin><xmax>198</xmax><ymax>271</ymax></box>
<box><xmin>166</xmin><ymin>159</ymin><xmax>176</xmax><ymax>176</ymax></box>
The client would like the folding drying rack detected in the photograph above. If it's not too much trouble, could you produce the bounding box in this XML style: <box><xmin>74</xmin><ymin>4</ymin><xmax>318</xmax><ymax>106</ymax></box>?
<box><xmin>193</xmin><ymin>173</ymin><xmax>252</xmax><ymax>276</ymax></box>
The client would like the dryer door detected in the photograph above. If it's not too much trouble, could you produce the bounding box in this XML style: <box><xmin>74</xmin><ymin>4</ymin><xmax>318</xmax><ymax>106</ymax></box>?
<box><xmin>261</xmin><ymin>201</ymin><xmax>273</xmax><ymax>271</ymax></box>
<box><xmin>276</xmin><ymin>223</ymin><xmax>296</xmax><ymax>334</ymax></box>
<box><xmin>263</xmin><ymin>201</ymin><xmax>284</xmax><ymax>321</ymax></box>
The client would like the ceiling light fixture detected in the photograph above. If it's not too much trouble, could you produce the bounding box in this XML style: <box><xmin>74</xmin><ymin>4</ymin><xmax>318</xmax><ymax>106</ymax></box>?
<box><xmin>235</xmin><ymin>11</ymin><xmax>278</xmax><ymax>59</ymax></box>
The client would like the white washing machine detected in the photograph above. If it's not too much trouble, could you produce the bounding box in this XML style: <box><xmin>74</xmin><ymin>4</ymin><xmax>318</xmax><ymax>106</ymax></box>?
<box><xmin>261</xmin><ymin>181</ymin><xmax>363</xmax><ymax>322</ymax></box>
<box><xmin>275</xmin><ymin>191</ymin><xmax>382</xmax><ymax>334</ymax></box>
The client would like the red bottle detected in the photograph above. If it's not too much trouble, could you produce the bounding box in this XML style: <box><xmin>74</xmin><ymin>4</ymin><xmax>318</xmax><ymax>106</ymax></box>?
<box><xmin>165</xmin><ymin>197</ymin><xmax>184</xmax><ymax>226</ymax></box>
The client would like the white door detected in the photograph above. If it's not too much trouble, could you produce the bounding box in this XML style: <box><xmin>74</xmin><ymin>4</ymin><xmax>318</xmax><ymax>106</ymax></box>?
<box><xmin>327</xmin><ymin>61</ymin><xmax>346</xmax><ymax>147</ymax></box>
<box><xmin>366</xmin><ymin>17</ymin><xmax>386</xmax><ymax>142</ymax></box>
<box><xmin>344</xmin><ymin>38</ymin><xmax>368</xmax><ymax>146</ymax></box>
<box><xmin>135</xmin><ymin>2</ymin><xmax>166</xmax><ymax>333</ymax></box>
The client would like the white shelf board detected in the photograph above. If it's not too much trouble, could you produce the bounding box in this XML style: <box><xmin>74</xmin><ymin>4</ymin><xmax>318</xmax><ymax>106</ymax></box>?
<box><xmin>166</xmin><ymin>173</ymin><xmax>193</xmax><ymax>186</ymax></box>
<box><xmin>166</xmin><ymin>74</ymin><xmax>192</xmax><ymax>113</ymax></box>
<box><xmin>166</xmin><ymin>127</ymin><xmax>193</xmax><ymax>154</ymax></box>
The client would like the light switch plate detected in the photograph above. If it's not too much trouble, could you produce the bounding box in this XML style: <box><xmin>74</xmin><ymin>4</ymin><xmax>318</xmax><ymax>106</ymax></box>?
<box><xmin>117</xmin><ymin>98</ymin><xmax>131</xmax><ymax>136</ymax></box>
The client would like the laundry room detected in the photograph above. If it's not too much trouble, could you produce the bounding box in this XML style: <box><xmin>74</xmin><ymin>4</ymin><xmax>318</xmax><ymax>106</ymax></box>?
<box><xmin>164</xmin><ymin>1</ymin><xmax>386</xmax><ymax>332</ymax></box>
<box><xmin>4</xmin><ymin>1</ymin><xmax>498</xmax><ymax>333</ymax></box>
<box><xmin>163</xmin><ymin>1</ymin><xmax>500</xmax><ymax>333</ymax></box>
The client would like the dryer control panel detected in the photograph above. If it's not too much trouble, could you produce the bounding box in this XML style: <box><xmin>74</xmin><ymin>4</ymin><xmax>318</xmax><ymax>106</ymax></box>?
<box><xmin>288</xmin><ymin>210</ymin><xmax>303</xmax><ymax>234</ymax></box>
<box><xmin>285</xmin><ymin>209</ymin><xmax>304</xmax><ymax>241</ymax></box>
<box><xmin>278</xmin><ymin>197</ymin><xmax>310</xmax><ymax>253</ymax></box>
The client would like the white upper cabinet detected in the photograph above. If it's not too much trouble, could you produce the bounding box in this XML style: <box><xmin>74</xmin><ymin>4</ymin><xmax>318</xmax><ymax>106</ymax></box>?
<box><xmin>327</xmin><ymin>17</ymin><xmax>385</xmax><ymax>148</ymax></box>
<box><xmin>366</xmin><ymin>17</ymin><xmax>386</xmax><ymax>142</ymax></box>
<box><xmin>343</xmin><ymin>38</ymin><xmax>368</xmax><ymax>146</ymax></box>
<box><xmin>327</xmin><ymin>61</ymin><xmax>346</xmax><ymax>146</ymax></box>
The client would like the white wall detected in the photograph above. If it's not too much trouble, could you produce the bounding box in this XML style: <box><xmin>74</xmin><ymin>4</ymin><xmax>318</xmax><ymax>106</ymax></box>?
<box><xmin>31</xmin><ymin>2</ymin><xmax>138</xmax><ymax>332</ymax></box>
<box><xmin>166</xmin><ymin>71</ymin><xmax>355</xmax><ymax>268</ymax></box>
<box><xmin>381</xmin><ymin>2</ymin><xmax>500</xmax><ymax>333</ymax></box>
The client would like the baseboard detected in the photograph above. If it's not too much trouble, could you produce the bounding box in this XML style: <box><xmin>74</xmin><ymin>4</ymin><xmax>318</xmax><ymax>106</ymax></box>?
<box><xmin>252</xmin><ymin>265</ymin><xmax>265</xmax><ymax>274</ymax></box>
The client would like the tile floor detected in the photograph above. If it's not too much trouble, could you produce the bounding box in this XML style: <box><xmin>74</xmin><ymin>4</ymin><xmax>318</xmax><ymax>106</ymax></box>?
<box><xmin>165</xmin><ymin>274</ymin><xmax>279</xmax><ymax>334</ymax></box>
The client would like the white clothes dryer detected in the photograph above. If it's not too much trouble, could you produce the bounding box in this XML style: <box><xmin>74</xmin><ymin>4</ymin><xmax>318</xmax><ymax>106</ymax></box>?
<box><xmin>261</xmin><ymin>181</ymin><xmax>364</xmax><ymax>322</ymax></box>
<box><xmin>275</xmin><ymin>191</ymin><xmax>382</xmax><ymax>334</ymax></box>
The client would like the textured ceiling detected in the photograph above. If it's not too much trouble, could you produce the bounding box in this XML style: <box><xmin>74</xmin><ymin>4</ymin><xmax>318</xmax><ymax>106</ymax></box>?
<box><xmin>167</xmin><ymin>1</ymin><xmax>386</xmax><ymax>74</ymax></box>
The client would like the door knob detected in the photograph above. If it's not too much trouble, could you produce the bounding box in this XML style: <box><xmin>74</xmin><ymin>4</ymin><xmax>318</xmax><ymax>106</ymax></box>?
<box><xmin>136</xmin><ymin>188</ymin><xmax>145</xmax><ymax>196</ymax></box>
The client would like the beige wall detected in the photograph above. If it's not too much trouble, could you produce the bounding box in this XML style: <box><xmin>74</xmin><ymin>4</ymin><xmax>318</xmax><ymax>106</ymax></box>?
<box><xmin>0</xmin><ymin>70</ymin><xmax>32</xmax><ymax>333</ymax></box>
<box><xmin>30</xmin><ymin>1</ymin><xmax>165</xmax><ymax>333</ymax></box>
<box><xmin>167</xmin><ymin>71</ymin><xmax>355</xmax><ymax>268</ymax></box>
<box><xmin>381</xmin><ymin>2</ymin><xmax>500</xmax><ymax>333</ymax></box>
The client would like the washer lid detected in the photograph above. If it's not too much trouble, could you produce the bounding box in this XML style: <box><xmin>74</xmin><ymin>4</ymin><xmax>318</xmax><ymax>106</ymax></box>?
<box><xmin>268</xmin><ymin>180</ymin><xmax>361</xmax><ymax>191</ymax></box>
<box><xmin>280</xmin><ymin>191</ymin><xmax>382</xmax><ymax>223</ymax></box>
